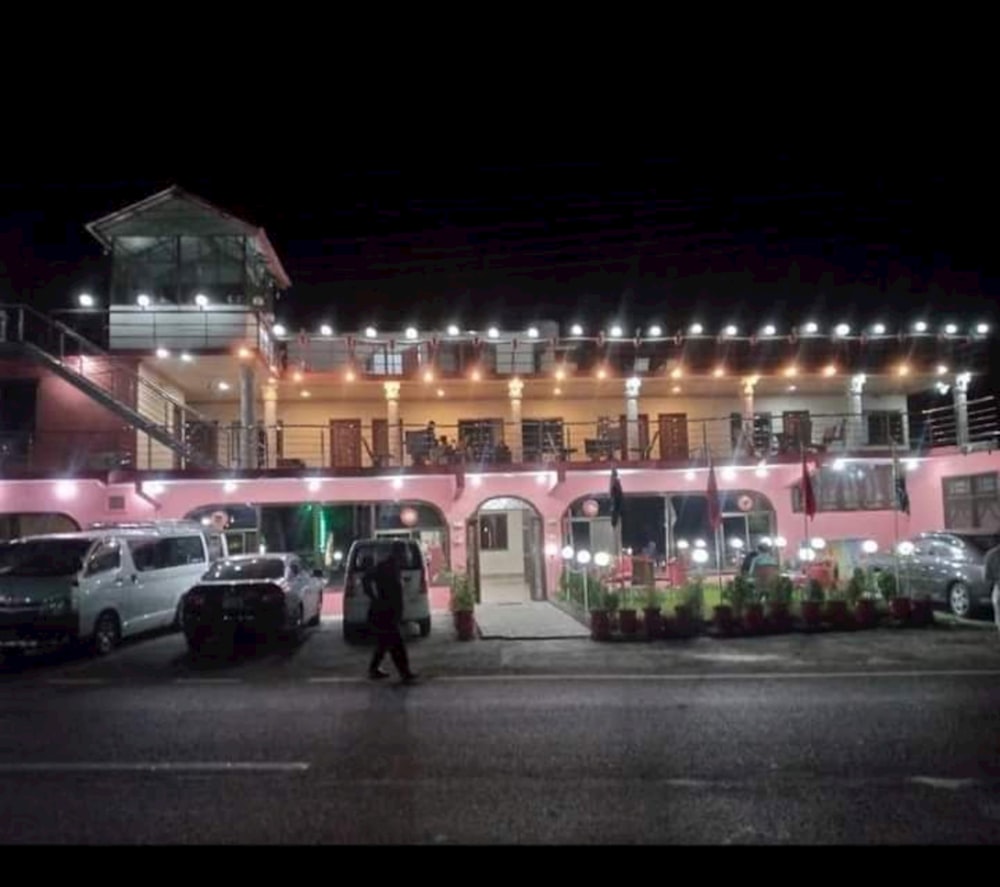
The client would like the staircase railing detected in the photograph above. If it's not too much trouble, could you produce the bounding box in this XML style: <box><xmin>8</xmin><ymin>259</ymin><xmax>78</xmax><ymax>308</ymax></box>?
<box><xmin>0</xmin><ymin>303</ymin><xmax>218</xmax><ymax>466</ymax></box>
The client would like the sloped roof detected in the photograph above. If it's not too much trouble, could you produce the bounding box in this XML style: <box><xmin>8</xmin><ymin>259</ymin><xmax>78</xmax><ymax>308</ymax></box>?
<box><xmin>85</xmin><ymin>185</ymin><xmax>291</xmax><ymax>289</ymax></box>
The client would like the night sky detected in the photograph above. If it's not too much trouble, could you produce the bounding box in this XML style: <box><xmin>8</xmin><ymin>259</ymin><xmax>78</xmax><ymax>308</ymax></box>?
<box><xmin>1</xmin><ymin>150</ymin><xmax>997</xmax><ymax>391</ymax></box>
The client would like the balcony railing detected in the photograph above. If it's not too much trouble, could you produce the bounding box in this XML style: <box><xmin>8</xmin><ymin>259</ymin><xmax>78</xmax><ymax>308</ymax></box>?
<box><xmin>921</xmin><ymin>396</ymin><xmax>1000</xmax><ymax>449</ymax></box>
<box><xmin>7</xmin><ymin>403</ymin><xmax>993</xmax><ymax>476</ymax></box>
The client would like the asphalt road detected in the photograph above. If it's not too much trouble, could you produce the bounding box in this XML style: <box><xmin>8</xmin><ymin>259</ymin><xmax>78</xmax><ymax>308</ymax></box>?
<box><xmin>1</xmin><ymin>619</ymin><xmax>999</xmax><ymax>843</ymax></box>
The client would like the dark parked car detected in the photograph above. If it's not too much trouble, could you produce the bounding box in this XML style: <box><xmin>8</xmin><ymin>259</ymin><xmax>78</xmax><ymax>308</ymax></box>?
<box><xmin>868</xmin><ymin>530</ymin><xmax>1000</xmax><ymax>617</ymax></box>
<box><xmin>181</xmin><ymin>554</ymin><xmax>324</xmax><ymax>653</ymax></box>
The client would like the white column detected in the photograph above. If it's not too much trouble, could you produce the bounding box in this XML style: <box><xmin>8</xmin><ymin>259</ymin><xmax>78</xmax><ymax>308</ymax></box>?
<box><xmin>625</xmin><ymin>376</ymin><xmax>641</xmax><ymax>460</ymax></box>
<box><xmin>384</xmin><ymin>381</ymin><xmax>402</xmax><ymax>466</ymax></box>
<box><xmin>739</xmin><ymin>377</ymin><xmax>756</xmax><ymax>455</ymax></box>
<box><xmin>508</xmin><ymin>377</ymin><xmax>524</xmax><ymax>462</ymax></box>
<box><xmin>263</xmin><ymin>384</ymin><xmax>278</xmax><ymax>468</ymax></box>
<box><xmin>954</xmin><ymin>372</ymin><xmax>971</xmax><ymax>446</ymax></box>
<box><xmin>848</xmin><ymin>373</ymin><xmax>866</xmax><ymax>450</ymax></box>
<box><xmin>239</xmin><ymin>363</ymin><xmax>256</xmax><ymax>468</ymax></box>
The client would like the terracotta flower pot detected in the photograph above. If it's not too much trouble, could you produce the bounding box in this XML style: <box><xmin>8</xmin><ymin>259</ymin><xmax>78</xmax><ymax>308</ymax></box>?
<box><xmin>800</xmin><ymin>600</ymin><xmax>823</xmax><ymax>629</ymax></box>
<box><xmin>767</xmin><ymin>602</ymin><xmax>792</xmax><ymax>632</ymax></box>
<box><xmin>454</xmin><ymin>610</ymin><xmax>476</xmax><ymax>641</ymax></box>
<box><xmin>590</xmin><ymin>610</ymin><xmax>611</xmax><ymax>641</ymax></box>
<box><xmin>889</xmin><ymin>598</ymin><xmax>911</xmax><ymax>622</ymax></box>
<box><xmin>854</xmin><ymin>599</ymin><xmax>877</xmax><ymax>629</ymax></box>
<box><xmin>619</xmin><ymin>609</ymin><xmax>639</xmax><ymax>636</ymax></box>
<box><xmin>825</xmin><ymin>600</ymin><xmax>850</xmax><ymax>629</ymax></box>
<box><xmin>910</xmin><ymin>598</ymin><xmax>934</xmax><ymax>627</ymax></box>
<box><xmin>713</xmin><ymin>604</ymin><xmax>735</xmax><ymax>635</ymax></box>
<box><xmin>743</xmin><ymin>603</ymin><xmax>765</xmax><ymax>634</ymax></box>
<box><xmin>643</xmin><ymin>607</ymin><xmax>663</xmax><ymax>640</ymax></box>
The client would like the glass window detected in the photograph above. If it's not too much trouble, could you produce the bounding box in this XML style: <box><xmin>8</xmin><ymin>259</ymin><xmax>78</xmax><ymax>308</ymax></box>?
<box><xmin>86</xmin><ymin>542</ymin><xmax>121</xmax><ymax>575</ymax></box>
<box><xmin>161</xmin><ymin>536</ymin><xmax>206</xmax><ymax>567</ymax></box>
<box><xmin>0</xmin><ymin>538</ymin><xmax>95</xmax><ymax>577</ymax></box>
<box><xmin>203</xmin><ymin>558</ymin><xmax>285</xmax><ymax>580</ymax></box>
<box><xmin>479</xmin><ymin>514</ymin><xmax>508</xmax><ymax>551</ymax></box>
<box><xmin>127</xmin><ymin>538</ymin><xmax>159</xmax><ymax>571</ymax></box>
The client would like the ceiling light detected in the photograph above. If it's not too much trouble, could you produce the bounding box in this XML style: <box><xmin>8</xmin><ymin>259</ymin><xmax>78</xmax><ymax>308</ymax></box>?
<box><xmin>784</xmin><ymin>365</ymin><xmax>797</xmax><ymax>377</ymax></box>
<box><xmin>320</xmin><ymin>324</ymin><xmax>333</xmax><ymax>336</ymax></box>
<box><xmin>803</xmin><ymin>322</ymin><xmax>819</xmax><ymax>334</ymax></box>
<box><xmin>937</xmin><ymin>364</ymin><xmax>948</xmax><ymax>376</ymax></box>
<box><xmin>872</xmin><ymin>323</ymin><xmax>886</xmax><ymax>335</ymax></box>
<box><xmin>195</xmin><ymin>293</ymin><xmax>209</xmax><ymax>308</ymax></box>
<box><xmin>180</xmin><ymin>352</ymin><xmax>193</xmax><ymax>363</ymax></box>
<box><xmin>345</xmin><ymin>369</ymin><xmax>356</xmax><ymax>382</ymax></box>
<box><xmin>365</xmin><ymin>326</ymin><xmax>377</xmax><ymax>338</ymax></box>
<box><xmin>216</xmin><ymin>381</ymin><xmax>230</xmax><ymax>391</ymax></box>
<box><xmin>762</xmin><ymin>324</ymin><xmax>776</xmax><ymax>336</ymax></box>
<box><xmin>423</xmin><ymin>370</ymin><xmax>434</xmax><ymax>383</ymax></box>
<box><xmin>223</xmin><ymin>481</ymin><xmax>237</xmax><ymax>493</ymax></box>
<box><xmin>405</xmin><ymin>327</ymin><xmax>418</xmax><ymax>339</ymax></box>
<box><xmin>670</xmin><ymin>367</ymin><xmax>682</xmax><ymax>379</ymax></box>
<box><xmin>944</xmin><ymin>323</ymin><xmax>957</xmax><ymax>335</ymax></box>
<box><xmin>273</xmin><ymin>323</ymin><xmax>286</xmax><ymax>337</ymax></box>
<box><xmin>470</xmin><ymin>369</ymin><xmax>481</xmax><ymax>381</ymax></box>
<box><xmin>898</xmin><ymin>364</ymin><xmax>910</xmax><ymax>376</ymax></box>
<box><xmin>671</xmin><ymin>385</ymin><xmax>682</xmax><ymax>394</ymax></box>
<box><xmin>300</xmin><ymin>390</ymin><xmax>311</xmax><ymax>397</ymax></box>
<box><xmin>527</xmin><ymin>326</ymin><xmax>539</xmax><ymax>338</ymax></box>
<box><xmin>137</xmin><ymin>293</ymin><xmax>150</xmax><ymax>308</ymax></box>
<box><xmin>237</xmin><ymin>346</ymin><xmax>251</xmax><ymax>359</ymax></box>
<box><xmin>722</xmin><ymin>467</ymin><xmax>736</xmax><ymax>481</ymax></box>
<box><xmin>823</xmin><ymin>364</ymin><xmax>837</xmax><ymax>376</ymax></box>
<box><xmin>976</xmin><ymin>323</ymin><xmax>989</xmax><ymax>334</ymax></box>
<box><xmin>155</xmin><ymin>347</ymin><xmax>170</xmax><ymax>358</ymax></box>
<box><xmin>914</xmin><ymin>321</ymin><xmax>928</xmax><ymax>332</ymax></box>
<box><xmin>447</xmin><ymin>324</ymin><xmax>460</xmax><ymax>336</ymax></box>
<box><xmin>307</xmin><ymin>479</ymin><xmax>321</xmax><ymax>493</ymax></box>
<box><xmin>487</xmin><ymin>327</ymin><xmax>499</xmax><ymax>339</ymax></box>
<box><xmin>78</xmin><ymin>293</ymin><xmax>94</xmax><ymax>307</ymax></box>
<box><xmin>437</xmin><ymin>388</ymin><xmax>445</xmax><ymax>397</ymax></box>
<box><xmin>609</xmin><ymin>325</ymin><xmax>623</xmax><ymax>338</ymax></box>
<box><xmin>553</xmin><ymin>387</ymin><xmax>562</xmax><ymax>395</ymax></box>
<box><xmin>787</xmin><ymin>385</ymin><xmax>797</xmax><ymax>392</ymax></box>
<box><xmin>293</xmin><ymin>371</ymin><xmax>303</xmax><ymax>382</ymax></box>
<box><xmin>834</xmin><ymin>323</ymin><xmax>850</xmax><ymax>336</ymax></box>
<box><xmin>648</xmin><ymin>325</ymin><xmax>662</xmax><ymax>337</ymax></box>
<box><xmin>713</xmin><ymin>366</ymin><xmax>725</xmax><ymax>377</ymax></box>
<box><xmin>570</xmin><ymin>323</ymin><xmax>584</xmax><ymax>336</ymax></box>
<box><xmin>723</xmin><ymin>325</ymin><xmax>737</xmax><ymax>336</ymax></box>
<box><xmin>690</xmin><ymin>323</ymin><xmax>704</xmax><ymax>335</ymax></box>
<box><xmin>596</xmin><ymin>367</ymin><xmax>607</xmax><ymax>379</ymax></box>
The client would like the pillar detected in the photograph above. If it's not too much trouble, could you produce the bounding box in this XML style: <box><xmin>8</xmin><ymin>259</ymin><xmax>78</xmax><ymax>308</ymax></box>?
<box><xmin>263</xmin><ymin>384</ymin><xmax>278</xmax><ymax>468</ymax></box>
<box><xmin>739</xmin><ymin>376</ymin><xmax>756</xmax><ymax>455</ymax></box>
<box><xmin>239</xmin><ymin>362</ymin><xmax>256</xmax><ymax>468</ymax></box>
<box><xmin>625</xmin><ymin>376</ymin><xmax>641</xmax><ymax>460</ymax></box>
<box><xmin>847</xmin><ymin>373</ymin><xmax>866</xmax><ymax>450</ymax></box>
<box><xmin>954</xmin><ymin>372</ymin><xmax>971</xmax><ymax>446</ymax></box>
<box><xmin>384</xmin><ymin>381</ymin><xmax>402</xmax><ymax>466</ymax></box>
<box><xmin>508</xmin><ymin>377</ymin><xmax>524</xmax><ymax>462</ymax></box>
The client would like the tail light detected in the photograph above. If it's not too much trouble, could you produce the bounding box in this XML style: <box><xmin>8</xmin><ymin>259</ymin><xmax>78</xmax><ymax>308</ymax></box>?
<box><xmin>259</xmin><ymin>585</ymin><xmax>285</xmax><ymax>605</ymax></box>
<box><xmin>186</xmin><ymin>591</ymin><xmax>206</xmax><ymax>609</ymax></box>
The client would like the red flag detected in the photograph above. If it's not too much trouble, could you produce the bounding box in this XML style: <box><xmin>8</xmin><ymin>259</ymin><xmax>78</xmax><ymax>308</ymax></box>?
<box><xmin>801</xmin><ymin>451</ymin><xmax>817</xmax><ymax>520</ymax></box>
<box><xmin>707</xmin><ymin>455</ymin><xmax>722</xmax><ymax>532</ymax></box>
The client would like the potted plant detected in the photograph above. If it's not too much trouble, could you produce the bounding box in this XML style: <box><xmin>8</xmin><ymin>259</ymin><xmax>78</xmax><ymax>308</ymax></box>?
<box><xmin>589</xmin><ymin>580</ymin><xmax>613</xmax><ymax>641</ymax></box>
<box><xmin>744</xmin><ymin>577</ymin><xmax>766</xmax><ymax>635</ymax></box>
<box><xmin>717</xmin><ymin>576</ymin><xmax>751</xmax><ymax>636</ymax></box>
<box><xmin>800</xmin><ymin>579</ymin><xmax>825</xmax><ymax>630</ymax></box>
<box><xmin>765</xmin><ymin>575</ymin><xmax>794</xmax><ymax>632</ymax></box>
<box><xmin>846</xmin><ymin>567</ymin><xmax>876</xmax><ymax>629</ymax></box>
<box><xmin>673</xmin><ymin>578</ymin><xmax>704</xmax><ymax>638</ymax></box>
<box><xmin>877</xmin><ymin>570</ymin><xmax>910</xmax><ymax>623</ymax></box>
<box><xmin>824</xmin><ymin>584</ymin><xmax>850</xmax><ymax>629</ymax></box>
<box><xmin>640</xmin><ymin>585</ymin><xmax>663</xmax><ymax>640</ymax></box>
<box><xmin>447</xmin><ymin>571</ymin><xmax>477</xmax><ymax>641</ymax></box>
<box><xmin>617</xmin><ymin>586</ymin><xmax>639</xmax><ymax>637</ymax></box>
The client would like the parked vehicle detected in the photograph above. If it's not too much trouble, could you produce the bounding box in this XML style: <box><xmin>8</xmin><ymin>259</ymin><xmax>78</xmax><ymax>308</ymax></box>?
<box><xmin>180</xmin><ymin>554</ymin><xmax>324</xmax><ymax>654</ymax></box>
<box><xmin>0</xmin><ymin>520</ymin><xmax>227</xmax><ymax>657</ymax></box>
<box><xmin>868</xmin><ymin>530</ymin><xmax>1000</xmax><ymax>617</ymax></box>
<box><xmin>342</xmin><ymin>539</ymin><xmax>431</xmax><ymax>642</ymax></box>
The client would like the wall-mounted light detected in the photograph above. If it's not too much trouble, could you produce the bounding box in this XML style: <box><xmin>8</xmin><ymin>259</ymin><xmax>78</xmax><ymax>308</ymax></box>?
<box><xmin>180</xmin><ymin>352</ymin><xmax>193</xmax><ymax>363</ymax></box>
<box><xmin>690</xmin><ymin>323</ymin><xmax>704</xmax><ymax>335</ymax></box>
<box><xmin>834</xmin><ymin>323</ymin><xmax>850</xmax><ymax>337</ymax></box>
<box><xmin>648</xmin><ymin>325</ymin><xmax>662</xmax><ymax>337</ymax></box>
<box><xmin>195</xmin><ymin>293</ymin><xmax>209</xmax><ymax>309</ymax></box>
<box><xmin>365</xmin><ymin>326</ymin><xmax>377</xmax><ymax>338</ymax></box>
<box><xmin>78</xmin><ymin>293</ymin><xmax>94</xmax><ymax>308</ymax></box>
<box><xmin>944</xmin><ymin>323</ymin><xmax>958</xmax><ymax>335</ymax></box>
<box><xmin>137</xmin><ymin>293</ymin><xmax>150</xmax><ymax>308</ymax></box>
<box><xmin>570</xmin><ymin>323</ymin><xmax>584</xmax><ymax>336</ymax></box>
<box><xmin>871</xmin><ymin>323</ymin><xmax>886</xmax><ymax>335</ymax></box>
<box><xmin>273</xmin><ymin>324</ymin><xmax>286</xmax><ymax>337</ymax></box>
<box><xmin>803</xmin><ymin>322</ymin><xmax>819</xmax><ymax>334</ymax></box>
<box><xmin>487</xmin><ymin>327</ymin><xmax>499</xmax><ymax>339</ymax></box>
<box><xmin>913</xmin><ymin>320</ymin><xmax>927</xmax><ymax>332</ymax></box>
<box><xmin>609</xmin><ymin>325</ymin><xmax>623</xmax><ymax>338</ymax></box>
<box><xmin>722</xmin><ymin>324</ymin><xmax>737</xmax><ymax>337</ymax></box>
<box><xmin>155</xmin><ymin>347</ymin><xmax>170</xmax><ymax>359</ymax></box>
<box><xmin>320</xmin><ymin>324</ymin><xmax>333</xmax><ymax>336</ymax></box>
<box><xmin>447</xmin><ymin>324</ymin><xmax>460</xmax><ymax>336</ymax></box>
<box><xmin>762</xmin><ymin>324</ymin><xmax>776</xmax><ymax>336</ymax></box>
<box><xmin>405</xmin><ymin>327</ymin><xmax>418</xmax><ymax>340</ymax></box>
<box><xmin>527</xmin><ymin>326</ymin><xmax>539</xmax><ymax>338</ymax></box>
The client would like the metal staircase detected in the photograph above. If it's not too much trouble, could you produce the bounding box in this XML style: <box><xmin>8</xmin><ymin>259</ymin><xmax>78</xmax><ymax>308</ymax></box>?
<box><xmin>0</xmin><ymin>303</ymin><xmax>221</xmax><ymax>469</ymax></box>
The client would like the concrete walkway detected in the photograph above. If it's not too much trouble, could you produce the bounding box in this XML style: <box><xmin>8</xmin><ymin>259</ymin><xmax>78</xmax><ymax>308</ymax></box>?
<box><xmin>474</xmin><ymin>601</ymin><xmax>591</xmax><ymax>640</ymax></box>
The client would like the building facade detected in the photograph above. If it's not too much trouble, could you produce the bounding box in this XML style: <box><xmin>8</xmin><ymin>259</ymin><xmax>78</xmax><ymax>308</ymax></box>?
<box><xmin>1</xmin><ymin>187</ymin><xmax>998</xmax><ymax>606</ymax></box>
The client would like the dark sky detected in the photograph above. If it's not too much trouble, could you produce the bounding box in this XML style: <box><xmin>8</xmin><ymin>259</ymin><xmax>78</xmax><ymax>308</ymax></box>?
<box><xmin>1</xmin><ymin>150</ymin><xmax>997</xmax><ymax>385</ymax></box>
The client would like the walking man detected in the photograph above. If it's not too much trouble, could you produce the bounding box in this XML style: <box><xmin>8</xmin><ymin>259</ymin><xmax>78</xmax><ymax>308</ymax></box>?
<box><xmin>984</xmin><ymin>540</ymin><xmax>1000</xmax><ymax>638</ymax></box>
<box><xmin>364</xmin><ymin>547</ymin><xmax>418</xmax><ymax>683</ymax></box>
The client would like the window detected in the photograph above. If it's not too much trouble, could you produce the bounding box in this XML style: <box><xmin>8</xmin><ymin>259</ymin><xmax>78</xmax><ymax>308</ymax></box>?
<box><xmin>458</xmin><ymin>419</ymin><xmax>504</xmax><ymax>460</ymax></box>
<box><xmin>479</xmin><ymin>514</ymin><xmax>508</xmax><ymax>551</ymax></box>
<box><xmin>522</xmin><ymin>419</ymin><xmax>565</xmax><ymax>461</ymax></box>
<box><xmin>792</xmin><ymin>464</ymin><xmax>895</xmax><ymax>512</ymax></box>
<box><xmin>943</xmin><ymin>472</ymin><xmax>1000</xmax><ymax>531</ymax></box>
<box><xmin>86</xmin><ymin>543</ymin><xmax>121</xmax><ymax>575</ymax></box>
<box><xmin>867</xmin><ymin>410</ymin><xmax>905</xmax><ymax>446</ymax></box>
<box><xmin>128</xmin><ymin>535</ymin><xmax>206</xmax><ymax>570</ymax></box>
<box><xmin>370</xmin><ymin>351</ymin><xmax>403</xmax><ymax>374</ymax></box>
<box><xmin>204</xmin><ymin>558</ymin><xmax>285</xmax><ymax>580</ymax></box>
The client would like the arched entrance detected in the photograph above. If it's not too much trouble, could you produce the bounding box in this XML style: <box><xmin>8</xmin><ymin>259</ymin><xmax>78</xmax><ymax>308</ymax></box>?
<box><xmin>467</xmin><ymin>496</ymin><xmax>546</xmax><ymax>604</ymax></box>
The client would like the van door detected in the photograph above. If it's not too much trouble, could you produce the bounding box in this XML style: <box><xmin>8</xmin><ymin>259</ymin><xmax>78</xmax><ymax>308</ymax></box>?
<box><xmin>122</xmin><ymin>536</ymin><xmax>162</xmax><ymax>633</ymax></box>
<box><xmin>78</xmin><ymin>539</ymin><xmax>125</xmax><ymax>639</ymax></box>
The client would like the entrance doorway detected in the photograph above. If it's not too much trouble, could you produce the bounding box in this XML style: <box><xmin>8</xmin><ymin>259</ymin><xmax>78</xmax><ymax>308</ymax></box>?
<box><xmin>466</xmin><ymin>497</ymin><xmax>545</xmax><ymax>604</ymax></box>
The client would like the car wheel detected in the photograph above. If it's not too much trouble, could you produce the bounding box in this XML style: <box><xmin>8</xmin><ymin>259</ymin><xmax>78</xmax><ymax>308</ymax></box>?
<box><xmin>283</xmin><ymin>604</ymin><xmax>305</xmax><ymax>645</ymax></box>
<box><xmin>307</xmin><ymin>594</ymin><xmax>322</xmax><ymax>627</ymax></box>
<box><xmin>948</xmin><ymin>581</ymin><xmax>973</xmax><ymax>618</ymax></box>
<box><xmin>92</xmin><ymin>611</ymin><xmax>121</xmax><ymax>656</ymax></box>
<box><xmin>418</xmin><ymin>617</ymin><xmax>431</xmax><ymax>637</ymax></box>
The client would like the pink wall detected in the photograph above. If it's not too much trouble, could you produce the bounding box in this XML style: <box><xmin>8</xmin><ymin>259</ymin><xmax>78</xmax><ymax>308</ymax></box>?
<box><xmin>0</xmin><ymin>360</ymin><xmax>135</xmax><ymax>471</ymax></box>
<box><xmin>3</xmin><ymin>446</ymin><xmax>999</xmax><ymax>592</ymax></box>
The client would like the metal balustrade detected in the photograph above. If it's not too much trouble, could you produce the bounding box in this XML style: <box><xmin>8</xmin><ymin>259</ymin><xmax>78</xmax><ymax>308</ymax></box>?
<box><xmin>922</xmin><ymin>396</ymin><xmax>1000</xmax><ymax>449</ymax></box>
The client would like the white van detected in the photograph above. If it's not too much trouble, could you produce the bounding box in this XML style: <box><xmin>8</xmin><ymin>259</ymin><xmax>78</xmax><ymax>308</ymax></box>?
<box><xmin>0</xmin><ymin>520</ymin><xmax>227</xmax><ymax>657</ymax></box>
<box><xmin>342</xmin><ymin>538</ymin><xmax>431</xmax><ymax>642</ymax></box>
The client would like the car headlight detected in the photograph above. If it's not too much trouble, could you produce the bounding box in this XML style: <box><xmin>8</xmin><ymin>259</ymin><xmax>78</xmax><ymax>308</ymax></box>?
<box><xmin>40</xmin><ymin>596</ymin><xmax>72</xmax><ymax>615</ymax></box>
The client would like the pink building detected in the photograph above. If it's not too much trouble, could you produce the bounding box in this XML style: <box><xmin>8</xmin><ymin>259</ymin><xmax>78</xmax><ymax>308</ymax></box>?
<box><xmin>1</xmin><ymin>186</ymin><xmax>997</xmax><ymax>615</ymax></box>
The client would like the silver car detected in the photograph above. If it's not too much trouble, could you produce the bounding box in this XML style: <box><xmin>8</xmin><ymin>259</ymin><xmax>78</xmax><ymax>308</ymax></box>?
<box><xmin>869</xmin><ymin>531</ymin><xmax>1000</xmax><ymax>617</ymax></box>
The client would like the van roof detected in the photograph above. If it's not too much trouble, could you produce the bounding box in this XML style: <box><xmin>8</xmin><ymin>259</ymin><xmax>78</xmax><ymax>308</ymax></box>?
<box><xmin>87</xmin><ymin>521</ymin><xmax>211</xmax><ymax>534</ymax></box>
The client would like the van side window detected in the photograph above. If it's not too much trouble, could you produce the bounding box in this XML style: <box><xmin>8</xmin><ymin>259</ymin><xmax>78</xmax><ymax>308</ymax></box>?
<box><xmin>86</xmin><ymin>542</ymin><xmax>120</xmax><ymax>576</ymax></box>
<box><xmin>158</xmin><ymin>536</ymin><xmax>207</xmax><ymax>568</ymax></box>
<box><xmin>127</xmin><ymin>538</ymin><xmax>159</xmax><ymax>571</ymax></box>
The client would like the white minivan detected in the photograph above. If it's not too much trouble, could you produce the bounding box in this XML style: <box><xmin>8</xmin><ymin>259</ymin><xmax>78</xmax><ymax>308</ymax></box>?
<box><xmin>0</xmin><ymin>520</ymin><xmax>227</xmax><ymax>656</ymax></box>
<box><xmin>342</xmin><ymin>538</ymin><xmax>431</xmax><ymax>642</ymax></box>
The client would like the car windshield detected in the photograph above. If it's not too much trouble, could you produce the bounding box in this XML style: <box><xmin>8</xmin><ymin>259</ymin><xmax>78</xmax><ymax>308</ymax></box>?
<box><xmin>202</xmin><ymin>558</ymin><xmax>286</xmax><ymax>581</ymax></box>
<box><xmin>0</xmin><ymin>539</ymin><xmax>95</xmax><ymax>577</ymax></box>
<box><xmin>351</xmin><ymin>541</ymin><xmax>422</xmax><ymax>570</ymax></box>
<box><xmin>954</xmin><ymin>534</ymin><xmax>1000</xmax><ymax>555</ymax></box>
